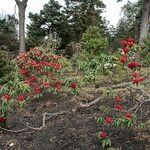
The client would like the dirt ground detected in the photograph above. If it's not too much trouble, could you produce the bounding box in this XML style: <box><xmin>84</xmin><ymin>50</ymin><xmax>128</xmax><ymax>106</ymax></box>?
<box><xmin>0</xmin><ymin>85</ymin><xmax>149</xmax><ymax>150</ymax></box>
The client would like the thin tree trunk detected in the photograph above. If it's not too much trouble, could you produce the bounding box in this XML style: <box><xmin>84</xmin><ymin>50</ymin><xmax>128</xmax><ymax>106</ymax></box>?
<box><xmin>15</xmin><ymin>0</ymin><xmax>28</xmax><ymax>52</ymax></box>
<box><xmin>139</xmin><ymin>0</ymin><xmax>150</xmax><ymax>42</ymax></box>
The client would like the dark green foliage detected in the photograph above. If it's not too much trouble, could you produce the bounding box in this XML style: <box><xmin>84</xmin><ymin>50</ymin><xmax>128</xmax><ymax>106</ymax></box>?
<box><xmin>27</xmin><ymin>0</ymin><xmax>71</xmax><ymax>49</ymax></box>
<box><xmin>82</xmin><ymin>26</ymin><xmax>108</xmax><ymax>55</ymax></box>
<box><xmin>64</xmin><ymin>0</ymin><xmax>106</xmax><ymax>41</ymax></box>
<box><xmin>0</xmin><ymin>15</ymin><xmax>18</xmax><ymax>51</ymax></box>
<box><xmin>27</xmin><ymin>0</ymin><xmax>107</xmax><ymax>56</ymax></box>
<box><xmin>0</xmin><ymin>49</ymin><xmax>9</xmax><ymax>78</ymax></box>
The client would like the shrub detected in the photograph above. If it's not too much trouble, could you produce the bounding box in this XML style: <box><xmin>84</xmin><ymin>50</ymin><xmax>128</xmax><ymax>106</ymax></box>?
<box><xmin>0</xmin><ymin>48</ymin><xmax>77</xmax><ymax>126</ymax></box>
<box><xmin>0</xmin><ymin>49</ymin><xmax>9</xmax><ymax>78</ymax></box>
<box><xmin>82</xmin><ymin>26</ymin><xmax>108</xmax><ymax>55</ymax></box>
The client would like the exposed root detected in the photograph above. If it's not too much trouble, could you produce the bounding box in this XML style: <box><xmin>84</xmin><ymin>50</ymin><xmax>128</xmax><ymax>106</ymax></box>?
<box><xmin>0</xmin><ymin>111</ymin><xmax>69</xmax><ymax>133</ymax></box>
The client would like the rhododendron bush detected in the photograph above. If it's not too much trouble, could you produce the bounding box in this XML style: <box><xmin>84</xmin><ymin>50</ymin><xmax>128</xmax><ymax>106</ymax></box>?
<box><xmin>0</xmin><ymin>48</ymin><xmax>77</xmax><ymax>126</ymax></box>
<box><xmin>97</xmin><ymin>37</ymin><xmax>149</xmax><ymax>149</ymax></box>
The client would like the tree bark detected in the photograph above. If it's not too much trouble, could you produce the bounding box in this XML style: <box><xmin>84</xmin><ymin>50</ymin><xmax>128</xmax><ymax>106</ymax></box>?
<box><xmin>139</xmin><ymin>0</ymin><xmax>150</xmax><ymax>42</ymax></box>
<box><xmin>15</xmin><ymin>0</ymin><xmax>28</xmax><ymax>52</ymax></box>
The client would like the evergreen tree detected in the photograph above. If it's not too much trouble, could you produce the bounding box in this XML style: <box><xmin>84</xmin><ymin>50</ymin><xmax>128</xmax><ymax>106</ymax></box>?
<box><xmin>27</xmin><ymin>0</ymin><xmax>107</xmax><ymax>50</ymax></box>
<box><xmin>0</xmin><ymin>14</ymin><xmax>18</xmax><ymax>51</ymax></box>
<box><xmin>64</xmin><ymin>0</ymin><xmax>106</xmax><ymax>41</ymax></box>
<box><xmin>27</xmin><ymin>0</ymin><xmax>70</xmax><ymax>49</ymax></box>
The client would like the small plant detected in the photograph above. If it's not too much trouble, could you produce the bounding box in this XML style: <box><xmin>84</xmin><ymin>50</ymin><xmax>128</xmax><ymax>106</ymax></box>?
<box><xmin>97</xmin><ymin>131</ymin><xmax>111</xmax><ymax>149</ymax></box>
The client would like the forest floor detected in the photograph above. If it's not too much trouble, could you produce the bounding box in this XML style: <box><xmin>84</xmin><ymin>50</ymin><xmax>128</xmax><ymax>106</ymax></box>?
<box><xmin>0</xmin><ymin>68</ymin><xmax>150</xmax><ymax>150</ymax></box>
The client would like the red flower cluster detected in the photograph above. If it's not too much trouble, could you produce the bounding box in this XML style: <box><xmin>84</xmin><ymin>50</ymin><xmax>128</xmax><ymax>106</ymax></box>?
<box><xmin>19</xmin><ymin>68</ymin><xmax>29</xmax><ymax>76</ymax></box>
<box><xmin>70</xmin><ymin>82</ymin><xmax>78</xmax><ymax>89</ymax></box>
<box><xmin>128</xmin><ymin>61</ymin><xmax>141</xmax><ymax>69</ymax></box>
<box><xmin>105</xmin><ymin>117</ymin><xmax>113</xmax><ymax>124</ymax></box>
<box><xmin>0</xmin><ymin>117</ymin><xmax>7</xmax><ymax>123</ymax></box>
<box><xmin>120</xmin><ymin>37</ymin><xmax>135</xmax><ymax>48</ymax></box>
<box><xmin>34</xmin><ymin>87</ymin><xmax>42</xmax><ymax>94</ymax></box>
<box><xmin>55</xmin><ymin>82</ymin><xmax>62</xmax><ymax>91</ymax></box>
<box><xmin>119</xmin><ymin>37</ymin><xmax>134</xmax><ymax>64</ymax></box>
<box><xmin>125</xmin><ymin>113</ymin><xmax>132</xmax><ymax>120</ymax></box>
<box><xmin>114</xmin><ymin>95</ymin><xmax>123</xmax><ymax>111</ymax></box>
<box><xmin>132</xmin><ymin>76</ymin><xmax>144</xmax><ymax>85</ymax></box>
<box><xmin>115</xmin><ymin>104</ymin><xmax>123</xmax><ymax>111</ymax></box>
<box><xmin>4</xmin><ymin>94</ymin><xmax>11</xmax><ymax>101</ymax></box>
<box><xmin>115</xmin><ymin>95</ymin><xmax>122</xmax><ymax>102</ymax></box>
<box><xmin>122</xmin><ymin>47</ymin><xmax>130</xmax><ymax>54</ymax></box>
<box><xmin>132</xmin><ymin>72</ymin><xmax>140</xmax><ymax>78</ymax></box>
<box><xmin>120</xmin><ymin>55</ymin><xmax>127</xmax><ymax>64</ymax></box>
<box><xmin>18</xmin><ymin>95</ymin><xmax>25</xmax><ymax>102</ymax></box>
<box><xmin>99</xmin><ymin>131</ymin><xmax>107</xmax><ymax>138</ymax></box>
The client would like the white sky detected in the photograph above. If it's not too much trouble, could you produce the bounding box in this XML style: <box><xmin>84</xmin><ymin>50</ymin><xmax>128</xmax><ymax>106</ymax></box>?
<box><xmin>0</xmin><ymin>0</ymin><xmax>138</xmax><ymax>27</ymax></box>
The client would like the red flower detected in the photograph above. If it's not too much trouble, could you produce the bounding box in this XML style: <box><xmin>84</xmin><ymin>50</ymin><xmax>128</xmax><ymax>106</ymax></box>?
<box><xmin>35</xmin><ymin>51</ymin><xmax>41</xmax><ymax>57</ymax></box>
<box><xmin>99</xmin><ymin>131</ymin><xmax>107</xmax><ymax>138</ymax></box>
<box><xmin>19</xmin><ymin>68</ymin><xmax>29</xmax><ymax>76</ymax></box>
<box><xmin>0</xmin><ymin>117</ymin><xmax>7</xmax><ymax>123</ymax></box>
<box><xmin>127</xmin><ymin>37</ymin><xmax>135</xmax><ymax>47</ymax></box>
<box><xmin>18</xmin><ymin>95</ymin><xmax>25</xmax><ymax>102</ymax></box>
<box><xmin>43</xmin><ymin>82</ymin><xmax>50</xmax><ymax>88</ymax></box>
<box><xmin>132</xmin><ymin>77</ymin><xmax>144</xmax><ymax>85</ymax></box>
<box><xmin>132</xmin><ymin>72</ymin><xmax>140</xmax><ymax>78</ymax></box>
<box><xmin>4</xmin><ymin>94</ymin><xmax>11</xmax><ymax>101</ymax></box>
<box><xmin>121</xmin><ymin>37</ymin><xmax>135</xmax><ymax>48</ymax></box>
<box><xmin>70</xmin><ymin>82</ymin><xmax>78</xmax><ymax>89</ymax></box>
<box><xmin>120</xmin><ymin>55</ymin><xmax>127</xmax><ymax>64</ymax></box>
<box><xmin>105</xmin><ymin>117</ymin><xmax>113</xmax><ymax>124</ymax></box>
<box><xmin>128</xmin><ymin>62</ymin><xmax>141</xmax><ymax>69</ymax></box>
<box><xmin>115</xmin><ymin>95</ymin><xmax>122</xmax><ymax>102</ymax></box>
<box><xmin>120</xmin><ymin>40</ymin><xmax>128</xmax><ymax>47</ymax></box>
<box><xmin>125</xmin><ymin>113</ymin><xmax>132</xmax><ymax>120</ymax></box>
<box><xmin>34</xmin><ymin>87</ymin><xmax>42</xmax><ymax>94</ymax></box>
<box><xmin>53</xmin><ymin>63</ymin><xmax>61</xmax><ymax>70</ymax></box>
<box><xmin>115</xmin><ymin>104</ymin><xmax>123</xmax><ymax>111</ymax></box>
<box><xmin>123</xmin><ymin>47</ymin><xmax>129</xmax><ymax>53</ymax></box>
<box><xmin>55</xmin><ymin>82</ymin><xmax>62</xmax><ymax>91</ymax></box>
<box><xmin>29</xmin><ymin>76</ymin><xmax>37</xmax><ymax>82</ymax></box>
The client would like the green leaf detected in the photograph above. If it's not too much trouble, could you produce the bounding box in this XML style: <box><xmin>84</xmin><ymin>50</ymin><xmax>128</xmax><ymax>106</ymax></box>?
<box><xmin>106</xmin><ymin>138</ymin><xmax>111</xmax><ymax>147</ymax></box>
<box><xmin>127</xmin><ymin>120</ymin><xmax>133</xmax><ymax>127</ymax></box>
<box><xmin>97</xmin><ymin>117</ymin><xmax>104</xmax><ymax>123</ymax></box>
<box><xmin>102</xmin><ymin>140</ymin><xmax>106</xmax><ymax>149</ymax></box>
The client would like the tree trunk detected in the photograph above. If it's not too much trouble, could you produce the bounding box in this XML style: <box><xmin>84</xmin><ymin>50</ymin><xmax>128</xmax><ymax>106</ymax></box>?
<box><xmin>139</xmin><ymin>0</ymin><xmax>150</xmax><ymax>42</ymax></box>
<box><xmin>15</xmin><ymin>0</ymin><xmax>28</xmax><ymax>52</ymax></box>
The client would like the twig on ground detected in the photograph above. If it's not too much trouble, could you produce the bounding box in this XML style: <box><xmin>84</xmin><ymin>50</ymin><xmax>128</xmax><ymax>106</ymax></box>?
<box><xmin>0</xmin><ymin>126</ymin><xmax>28</xmax><ymax>133</ymax></box>
<box><xmin>73</xmin><ymin>97</ymin><xmax>103</xmax><ymax>112</ymax></box>
<box><xmin>19</xmin><ymin>111</ymin><xmax>69</xmax><ymax>131</ymax></box>
<box><xmin>0</xmin><ymin>111</ymin><xmax>69</xmax><ymax>133</ymax></box>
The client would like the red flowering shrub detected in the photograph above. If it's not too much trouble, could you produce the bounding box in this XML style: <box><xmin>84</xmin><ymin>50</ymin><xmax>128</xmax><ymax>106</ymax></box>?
<box><xmin>0</xmin><ymin>48</ymin><xmax>76</xmax><ymax>125</ymax></box>
<box><xmin>97</xmin><ymin>37</ymin><xmax>145</xmax><ymax>148</ymax></box>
